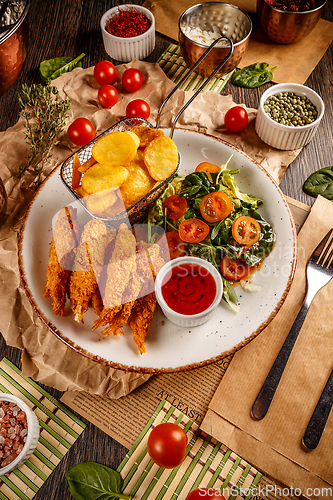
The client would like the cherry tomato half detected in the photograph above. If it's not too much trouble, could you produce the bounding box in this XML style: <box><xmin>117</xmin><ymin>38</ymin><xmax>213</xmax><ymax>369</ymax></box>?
<box><xmin>157</xmin><ymin>231</ymin><xmax>186</xmax><ymax>261</ymax></box>
<box><xmin>122</xmin><ymin>68</ymin><xmax>143</xmax><ymax>92</ymax></box>
<box><xmin>200</xmin><ymin>192</ymin><xmax>233</xmax><ymax>223</ymax></box>
<box><xmin>147</xmin><ymin>422</ymin><xmax>188</xmax><ymax>469</ymax></box>
<box><xmin>162</xmin><ymin>195</ymin><xmax>187</xmax><ymax>219</ymax></box>
<box><xmin>94</xmin><ymin>60</ymin><xmax>118</xmax><ymax>86</ymax></box>
<box><xmin>220</xmin><ymin>255</ymin><xmax>253</xmax><ymax>282</ymax></box>
<box><xmin>67</xmin><ymin>117</ymin><xmax>95</xmax><ymax>147</ymax></box>
<box><xmin>195</xmin><ymin>162</ymin><xmax>220</xmax><ymax>173</ymax></box>
<box><xmin>98</xmin><ymin>84</ymin><xmax>118</xmax><ymax>108</ymax></box>
<box><xmin>224</xmin><ymin>106</ymin><xmax>248</xmax><ymax>133</ymax></box>
<box><xmin>126</xmin><ymin>99</ymin><xmax>150</xmax><ymax>119</ymax></box>
<box><xmin>186</xmin><ymin>488</ymin><xmax>225</xmax><ymax>500</ymax></box>
<box><xmin>179</xmin><ymin>218</ymin><xmax>209</xmax><ymax>243</ymax></box>
<box><xmin>232</xmin><ymin>216</ymin><xmax>261</xmax><ymax>247</ymax></box>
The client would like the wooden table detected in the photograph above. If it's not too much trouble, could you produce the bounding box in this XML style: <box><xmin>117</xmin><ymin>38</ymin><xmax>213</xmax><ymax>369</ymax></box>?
<box><xmin>0</xmin><ymin>1</ymin><xmax>332</xmax><ymax>498</ymax></box>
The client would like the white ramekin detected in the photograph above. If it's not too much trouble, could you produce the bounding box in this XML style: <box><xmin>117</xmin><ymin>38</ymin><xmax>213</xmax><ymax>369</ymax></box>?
<box><xmin>100</xmin><ymin>5</ymin><xmax>155</xmax><ymax>62</ymax></box>
<box><xmin>255</xmin><ymin>83</ymin><xmax>324</xmax><ymax>150</ymax></box>
<box><xmin>154</xmin><ymin>256</ymin><xmax>223</xmax><ymax>328</ymax></box>
<box><xmin>0</xmin><ymin>393</ymin><xmax>40</xmax><ymax>475</ymax></box>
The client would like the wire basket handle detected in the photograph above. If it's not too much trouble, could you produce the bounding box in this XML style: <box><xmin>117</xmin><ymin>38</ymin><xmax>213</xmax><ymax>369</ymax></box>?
<box><xmin>156</xmin><ymin>36</ymin><xmax>233</xmax><ymax>138</ymax></box>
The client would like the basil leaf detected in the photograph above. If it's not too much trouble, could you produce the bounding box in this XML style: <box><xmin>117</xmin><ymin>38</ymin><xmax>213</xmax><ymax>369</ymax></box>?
<box><xmin>39</xmin><ymin>53</ymin><xmax>85</xmax><ymax>82</ymax></box>
<box><xmin>231</xmin><ymin>62</ymin><xmax>277</xmax><ymax>88</ymax></box>
<box><xmin>66</xmin><ymin>462</ymin><xmax>131</xmax><ymax>500</ymax></box>
<box><xmin>303</xmin><ymin>166</ymin><xmax>333</xmax><ymax>200</ymax></box>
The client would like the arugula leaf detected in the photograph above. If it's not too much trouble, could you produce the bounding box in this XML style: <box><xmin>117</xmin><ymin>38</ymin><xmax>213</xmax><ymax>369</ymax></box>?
<box><xmin>39</xmin><ymin>53</ymin><xmax>85</xmax><ymax>82</ymax></box>
<box><xmin>66</xmin><ymin>462</ymin><xmax>131</xmax><ymax>500</ymax></box>
<box><xmin>231</xmin><ymin>62</ymin><xmax>277</xmax><ymax>88</ymax></box>
<box><xmin>303</xmin><ymin>166</ymin><xmax>333</xmax><ymax>200</ymax></box>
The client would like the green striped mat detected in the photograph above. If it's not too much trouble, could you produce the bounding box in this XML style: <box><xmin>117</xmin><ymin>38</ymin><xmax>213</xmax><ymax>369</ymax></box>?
<box><xmin>118</xmin><ymin>399</ymin><xmax>261</xmax><ymax>499</ymax></box>
<box><xmin>157</xmin><ymin>43</ymin><xmax>234</xmax><ymax>93</ymax></box>
<box><xmin>0</xmin><ymin>358</ymin><xmax>86</xmax><ymax>500</ymax></box>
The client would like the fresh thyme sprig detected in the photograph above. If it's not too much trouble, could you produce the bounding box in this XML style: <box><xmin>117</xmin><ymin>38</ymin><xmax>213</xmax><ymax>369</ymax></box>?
<box><xmin>18</xmin><ymin>83</ymin><xmax>71</xmax><ymax>185</ymax></box>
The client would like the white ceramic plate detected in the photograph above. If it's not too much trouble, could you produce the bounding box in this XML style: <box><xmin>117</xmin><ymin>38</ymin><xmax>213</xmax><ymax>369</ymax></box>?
<box><xmin>18</xmin><ymin>129</ymin><xmax>297</xmax><ymax>373</ymax></box>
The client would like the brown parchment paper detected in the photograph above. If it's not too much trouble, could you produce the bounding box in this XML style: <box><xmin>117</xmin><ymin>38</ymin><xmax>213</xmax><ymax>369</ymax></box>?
<box><xmin>143</xmin><ymin>0</ymin><xmax>333</xmax><ymax>85</ymax></box>
<box><xmin>201</xmin><ymin>195</ymin><xmax>333</xmax><ymax>498</ymax></box>
<box><xmin>0</xmin><ymin>59</ymin><xmax>301</xmax><ymax>398</ymax></box>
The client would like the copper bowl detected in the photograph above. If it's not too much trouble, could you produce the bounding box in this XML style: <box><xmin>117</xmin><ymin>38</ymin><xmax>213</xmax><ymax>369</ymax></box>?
<box><xmin>0</xmin><ymin>0</ymin><xmax>29</xmax><ymax>95</ymax></box>
<box><xmin>178</xmin><ymin>2</ymin><xmax>252</xmax><ymax>77</ymax></box>
<box><xmin>257</xmin><ymin>0</ymin><xmax>326</xmax><ymax>44</ymax></box>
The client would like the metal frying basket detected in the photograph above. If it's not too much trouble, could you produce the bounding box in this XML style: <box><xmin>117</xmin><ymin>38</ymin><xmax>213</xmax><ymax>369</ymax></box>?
<box><xmin>60</xmin><ymin>36</ymin><xmax>233</xmax><ymax>226</ymax></box>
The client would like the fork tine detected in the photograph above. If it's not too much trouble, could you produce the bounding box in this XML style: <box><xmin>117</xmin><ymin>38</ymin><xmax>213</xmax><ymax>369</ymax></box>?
<box><xmin>315</xmin><ymin>229</ymin><xmax>333</xmax><ymax>267</ymax></box>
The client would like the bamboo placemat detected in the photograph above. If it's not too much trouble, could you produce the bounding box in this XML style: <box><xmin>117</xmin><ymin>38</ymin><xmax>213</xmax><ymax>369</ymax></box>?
<box><xmin>0</xmin><ymin>358</ymin><xmax>86</xmax><ymax>500</ymax></box>
<box><xmin>118</xmin><ymin>399</ymin><xmax>261</xmax><ymax>499</ymax></box>
<box><xmin>157</xmin><ymin>43</ymin><xmax>234</xmax><ymax>92</ymax></box>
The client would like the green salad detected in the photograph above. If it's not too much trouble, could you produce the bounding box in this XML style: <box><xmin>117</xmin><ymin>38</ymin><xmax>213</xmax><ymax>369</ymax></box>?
<box><xmin>146</xmin><ymin>157</ymin><xmax>275</xmax><ymax>312</ymax></box>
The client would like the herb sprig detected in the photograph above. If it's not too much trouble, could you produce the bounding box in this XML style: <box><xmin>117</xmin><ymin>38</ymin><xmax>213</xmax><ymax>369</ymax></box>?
<box><xmin>18</xmin><ymin>83</ymin><xmax>71</xmax><ymax>185</ymax></box>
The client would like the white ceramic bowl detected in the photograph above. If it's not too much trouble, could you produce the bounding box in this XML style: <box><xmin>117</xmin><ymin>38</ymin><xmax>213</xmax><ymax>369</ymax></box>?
<box><xmin>100</xmin><ymin>5</ymin><xmax>155</xmax><ymax>62</ymax></box>
<box><xmin>155</xmin><ymin>256</ymin><xmax>223</xmax><ymax>328</ymax></box>
<box><xmin>0</xmin><ymin>393</ymin><xmax>40</xmax><ymax>475</ymax></box>
<box><xmin>255</xmin><ymin>83</ymin><xmax>324</xmax><ymax>150</ymax></box>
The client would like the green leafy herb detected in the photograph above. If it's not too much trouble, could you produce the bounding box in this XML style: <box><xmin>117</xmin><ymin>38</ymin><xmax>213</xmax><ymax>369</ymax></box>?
<box><xmin>39</xmin><ymin>53</ymin><xmax>85</xmax><ymax>82</ymax></box>
<box><xmin>303</xmin><ymin>166</ymin><xmax>333</xmax><ymax>200</ymax></box>
<box><xmin>66</xmin><ymin>462</ymin><xmax>131</xmax><ymax>500</ymax></box>
<box><xmin>231</xmin><ymin>62</ymin><xmax>277</xmax><ymax>88</ymax></box>
<box><xmin>18</xmin><ymin>83</ymin><xmax>71</xmax><ymax>185</ymax></box>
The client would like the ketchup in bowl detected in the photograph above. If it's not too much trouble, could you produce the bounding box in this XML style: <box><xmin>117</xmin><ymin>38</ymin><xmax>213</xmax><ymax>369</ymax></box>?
<box><xmin>161</xmin><ymin>263</ymin><xmax>216</xmax><ymax>315</ymax></box>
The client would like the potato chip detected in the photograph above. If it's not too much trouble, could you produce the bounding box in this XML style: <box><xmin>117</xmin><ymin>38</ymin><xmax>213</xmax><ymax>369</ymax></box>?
<box><xmin>92</xmin><ymin>131</ymin><xmax>137</xmax><ymax>166</ymax></box>
<box><xmin>120</xmin><ymin>163</ymin><xmax>156</xmax><ymax>208</ymax></box>
<box><xmin>143</xmin><ymin>136</ymin><xmax>179</xmax><ymax>181</ymax></box>
<box><xmin>125</xmin><ymin>130</ymin><xmax>140</xmax><ymax>148</ymax></box>
<box><xmin>85</xmin><ymin>189</ymin><xmax>118</xmax><ymax>216</ymax></box>
<box><xmin>130</xmin><ymin>125</ymin><xmax>164</xmax><ymax>148</ymax></box>
<box><xmin>81</xmin><ymin>163</ymin><xmax>129</xmax><ymax>195</ymax></box>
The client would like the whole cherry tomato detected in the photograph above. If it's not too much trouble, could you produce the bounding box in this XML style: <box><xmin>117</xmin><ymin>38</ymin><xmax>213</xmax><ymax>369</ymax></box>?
<box><xmin>162</xmin><ymin>195</ymin><xmax>187</xmax><ymax>219</ymax></box>
<box><xmin>195</xmin><ymin>162</ymin><xmax>220</xmax><ymax>173</ymax></box>
<box><xmin>94</xmin><ymin>60</ymin><xmax>118</xmax><ymax>86</ymax></box>
<box><xmin>224</xmin><ymin>106</ymin><xmax>248</xmax><ymax>133</ymax></box>
<box><xmin>232</xmin><ymin>216</ymin><xmax>261</xmax><ymax>247</ymax></box>
<box><xmin>67</xmin><ymin>117</ymin><xmax>95</xmax><ymax>147</ymax></box>
<box><xmin>126</xmin><ymin>99</ymin><xmax>150</xmax><ymax>119</ymax></box>
<box><xmin>147</xmin><ymin>422</ymin><xmax>188</xmax><ymax>469</ymax></box>
<box><xmin>186</xmin><ymin>488</ymin><xmax>225</xmax><ymax>500</ymax></box>
<box><xmin>179</xmin><ymin>218</ymin><xmax>209</xmax><ymax>244</ymax></box>
<box><xmin>220</xmin><ymin>255</ymin><xmax>253</xmax><ymax>282</ymax></box>
<box><xmin>200</xmin><ymin>192</ymin><xmax>233</xmax><ymax>223</ymax></box>
<box><xmin>122</xmin><ymin>68</ymin><xmax>143</xmax><ymax>92</ymax></box>
<box><xmin>98</xmin><ymin>84</ymin><xmax>119</xmax><ymax>108</ymax></box>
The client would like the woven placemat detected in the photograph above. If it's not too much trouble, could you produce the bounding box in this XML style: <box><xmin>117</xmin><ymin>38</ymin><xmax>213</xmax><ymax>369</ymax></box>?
<box><xmin>157</xmin><ymin>43</ymin><xmax>234</xmax><ymax>92</ymax></box>
<box><xmin>118</xmin><ymin>400</ymin><xmax>261</xmax><ymax>499</ymax></box>
<box><xmin>0</xmin><ymin>358</ymin><xmax>86</xmax><ymax>500</ymax></box>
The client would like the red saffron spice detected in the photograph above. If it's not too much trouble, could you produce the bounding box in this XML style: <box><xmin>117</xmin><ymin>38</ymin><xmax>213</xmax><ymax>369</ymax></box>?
<box><xmin>105</xmin><ymin>8</ymin><xmax>151</xmax><ymax>38</ymax></box>
<box><xmin>161</xmin><ymin>263</ymin><xmax>217</xmax><ymax>315</ymax></box>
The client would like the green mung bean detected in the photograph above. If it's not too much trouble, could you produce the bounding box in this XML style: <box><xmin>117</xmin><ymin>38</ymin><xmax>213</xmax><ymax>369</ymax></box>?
<box><xmin>264</xmin><ymin>91</ymin><xmax>318</xmax><ymax>126</ymax></box>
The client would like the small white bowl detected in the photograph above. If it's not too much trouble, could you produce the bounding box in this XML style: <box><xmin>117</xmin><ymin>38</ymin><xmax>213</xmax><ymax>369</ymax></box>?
<box><xmin>255</xmin><ymin>83</ymin><xmax>324</xmax><ymax>150</ymax></box>
<box><xmin>0</xmin><ymin>393</ymin><xmax>40</xmax><ymax>475</ymax></box>
<box><xmin>154</xmin><ymin>256</ymin><xmax>223</xmax><ymax>328</ymax></box>
<box><xmin>100</xmin><ymin>5</ymin><xmax>155</xmax><ymax>62</ymax></box>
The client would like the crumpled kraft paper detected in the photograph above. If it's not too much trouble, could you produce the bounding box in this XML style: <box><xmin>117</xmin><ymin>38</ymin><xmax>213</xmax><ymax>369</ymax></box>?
<box><xmin>201</xmin><ymin>195</ymin><xmax>333</xmax><ymax>496</ymax></box>
<box><xmin>0</xmin><ymin>59</ymin><xmax>301</xmax><ymax>398</ymax></box>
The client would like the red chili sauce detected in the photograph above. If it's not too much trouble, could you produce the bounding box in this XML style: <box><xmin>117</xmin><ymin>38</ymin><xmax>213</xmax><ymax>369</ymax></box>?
<box><xmin>161</xmin><ymin>263</ymin><xmax>216</xmax><ymax>315</ymax></box>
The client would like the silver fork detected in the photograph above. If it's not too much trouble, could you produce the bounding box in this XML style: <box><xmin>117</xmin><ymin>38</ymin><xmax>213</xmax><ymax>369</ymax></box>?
<box><xmin>251</xmin><ymin>228</ymin><xmax>333</xmax><ymax>421</ymax></box>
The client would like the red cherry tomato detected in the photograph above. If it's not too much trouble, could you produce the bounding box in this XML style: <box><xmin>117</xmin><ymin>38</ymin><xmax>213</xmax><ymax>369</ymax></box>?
<box><xmin>67</xmin><ymin>117</ymin><xmax>95</xmax><ymax>147</ymax></box>
<box><xmin>157</xmin><ymin>231</ymin><xmax>186</xmax><ymax>261</ymax></box>
<box><xmin>186</xmin><ymin>488</ymin><xmax>225</xmax><ymax>500</ymax></box>
<box><xmin>147</xmin><ymin>422</ymin><xmax>188</xmax><ymax>469</ymax></box>
<box><xmin>195</xmin><ymin>162</ymin><xmax>220</xmax><ymax>173</ymax></box>
<box><xmin>200</xmin><ymin>192</ymin><xmax>233</xmax><ymax>223</ymax></box>
<box><xmin>232</xmin><ymin>216</ymin><xmax>261</xmax><ymax>247</ymax></box>
<box><xmin>94</xmin><ymin>60</ymin><xmax>118</xmax><ymax>86</ymax></box>
<box><xmin>179</xmin><ymin>218</ymin><xmax>209</xmax><ymax>244</ymax></box>
<box><xmin>126</xmin><ymin>99</ymin><xmax>150</xmax><ymax>119</ymax></box>
<box><xmin>162</xmin><ymin>195</ymin><xmax>187</xmax><ymax>219</ymax></box>
<box><xmin>98</xmin><ymin>84</ymin><xmax>119</xmax><ymax>108</ymax></box>
<box><xmin>224</xmin><ymin>106</ymin><xmax>248</xmax><ymax>133</ymax></box>
<box><xmin>220</xmin><ymin>255</ymin><xmax>253</xmax><ymax>282</ymax></box>
<box><xmin>122</xmin><ymin>68</ymin><xmax>143</xmax><ymax>92</ymax></box>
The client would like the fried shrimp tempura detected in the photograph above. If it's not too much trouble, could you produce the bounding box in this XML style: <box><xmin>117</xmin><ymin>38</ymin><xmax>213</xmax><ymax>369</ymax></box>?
<box><xmin>43</xmin><ymin>207</ymin><xmax>79</xmax><ymax>316</ymax></box>
<box><xmin>69</xmin><ymin>219</ymin><xmax>115</xmax><ymax>323</ymax></box>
